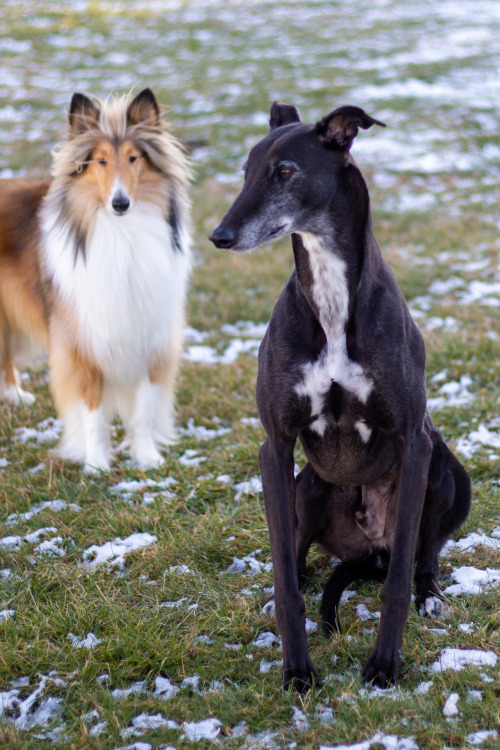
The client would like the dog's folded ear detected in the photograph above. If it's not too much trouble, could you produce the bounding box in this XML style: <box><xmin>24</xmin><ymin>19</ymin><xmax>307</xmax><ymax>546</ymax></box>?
<box><xmin>315</xmin><ymin>106</ymin><xmax>385</xmax><ymax>150</ymax></box>
<box><xmin>127</xmin><ymin>88</ymin><xmax>161</xmax><ymax>128</ymax></box>
<box><xmin>269</xmin><ymin>101</ymin><xmax>301</xmax><ymax>130</ymax></box>
<box><xmin>68</xmin><ymin>93</ymin><xmax>100</xmax><ymax>134</ymax></box>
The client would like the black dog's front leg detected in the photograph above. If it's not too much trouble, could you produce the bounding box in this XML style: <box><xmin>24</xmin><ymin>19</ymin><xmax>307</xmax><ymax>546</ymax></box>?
<box><xmin>259</xmin><ymin>437</ymin><xmax>319</xmax><ymax>692</ymax></box>
<box><xmin>363</xmin><ymin>429</ymin><xmax>432</xmax><ymax>687</ymax></box>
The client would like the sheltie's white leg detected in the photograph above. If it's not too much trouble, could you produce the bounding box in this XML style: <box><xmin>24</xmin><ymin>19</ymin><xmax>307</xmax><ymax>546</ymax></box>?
<box><xmin>127</xmin><ymin>377</ymin><xmax>164</xmax><ymax>469</ymax></box>
<box><xmin>50</xmin><ymin>323</ymin><xmax>110</xmax><ymax>470</ymax></box>
<box><xmin>0</xmin><ymin>360</ymin><xmax>36</xmax><ymax>406</ymax></box>
<box><xmin>82</xmin><ymin>404</ymin><xmax>110</xmax><ymax>473</ymax></box>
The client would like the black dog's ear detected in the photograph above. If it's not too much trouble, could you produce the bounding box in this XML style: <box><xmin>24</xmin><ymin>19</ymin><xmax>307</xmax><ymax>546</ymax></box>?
<box><xmin>68</xmin><ymin>93</ymin><xmax>100</xmax><ymax>133</ymax></box>
<box><xmin>127</xmin><ymin>88</ymin><xmax>161</xmax><ymax>127</ymax></box>
<box><xmin>315</xmin><ymin>106</ymin><xmax>385</xmax><ymax>150</ymax></box>
<box><xmin>269</xmin><ymin>101</ymin><xmax>301</xmax><ymax>130</ymax></box>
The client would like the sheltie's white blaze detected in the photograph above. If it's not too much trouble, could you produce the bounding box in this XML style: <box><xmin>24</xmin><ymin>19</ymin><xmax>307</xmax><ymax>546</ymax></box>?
<box><xmin>41</xmin><ymin>201</ymin><xmax>191</xmax><ymax>468</ymax></box>
<box><xmin>295</xmin><ymin>232</ymin><xmax>372</xmax><ymax>436</ymax></box>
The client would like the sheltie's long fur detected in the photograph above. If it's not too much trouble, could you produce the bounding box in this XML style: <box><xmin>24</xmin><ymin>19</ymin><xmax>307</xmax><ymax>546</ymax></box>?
<box><xmin>0</xmin><ymin>88</ymin><xmax>192</xmax><ymax>471</ymax></box>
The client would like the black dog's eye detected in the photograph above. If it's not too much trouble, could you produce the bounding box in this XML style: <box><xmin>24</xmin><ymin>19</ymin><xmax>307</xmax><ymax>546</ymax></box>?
<box><xmin>276</xmin><ymin>163</ymin><xmax>295</xmax><ymax>179</ymax></box>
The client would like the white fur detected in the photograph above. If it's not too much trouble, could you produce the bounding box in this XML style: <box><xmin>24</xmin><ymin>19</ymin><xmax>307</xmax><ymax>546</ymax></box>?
<box><xmin>0</xmin><ymin>377</ymin><xmax>36</xmax><ymax>406</ymax></box>
<box><xmin>41</xmin><ymin>200</ymin><xmax>191</xmax><ymax>468</ymax></box>
<box><xmin>295</xmin><ymin>232</ymin><xmax>372</xmax><ymax>436</ymax></box>
<box><xmin>355</xmin><ymin>420</ymin><xmax>372</xmax><ymax>444</ymax></box>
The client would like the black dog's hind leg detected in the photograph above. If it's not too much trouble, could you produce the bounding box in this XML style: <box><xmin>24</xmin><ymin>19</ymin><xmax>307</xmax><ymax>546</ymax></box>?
<box><xmin>414</xmin><ymin>429</ymin><xmax>471</xmax><ymax>617</ymax></box>
<box><xmin>321</xmin><ymin>555</ymin><xmax>388</xmax><ymax>636</ymax></box>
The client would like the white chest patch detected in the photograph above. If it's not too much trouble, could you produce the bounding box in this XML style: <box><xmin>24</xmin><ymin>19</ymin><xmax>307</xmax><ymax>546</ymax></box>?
<box><xmin>294</xmin><ymin>232</ymin><xmax>372</xmax><ymax>435</ymax></box>
<box><xmin>41</xmin><ymin>203</ymin><xmax>191</xmax><ymax>383</ymax></box>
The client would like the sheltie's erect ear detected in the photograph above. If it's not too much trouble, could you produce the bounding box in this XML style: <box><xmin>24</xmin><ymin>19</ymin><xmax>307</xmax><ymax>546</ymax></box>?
<box><xmin>126</xmin><ymin>88</ymin><xmax>161</xmax><ymax>128</ymax></box>
<box><xmin>68</xmin><ymin>93</ymin><xmax>100</xmax><ymax>134</ymax></box>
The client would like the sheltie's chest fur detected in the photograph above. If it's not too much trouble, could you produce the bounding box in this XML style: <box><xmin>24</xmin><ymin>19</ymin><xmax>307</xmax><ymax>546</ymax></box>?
<box><xmin>41</xmin><ymin>203</ymin><xmax>190</xmax><ymax>383</ymax></box>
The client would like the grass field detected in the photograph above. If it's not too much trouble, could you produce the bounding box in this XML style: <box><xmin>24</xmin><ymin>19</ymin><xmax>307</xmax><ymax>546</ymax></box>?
<box><xmin>1</xmin><ymin>1</ymin><xmax>499</xmax><ymax>748</ymax></box>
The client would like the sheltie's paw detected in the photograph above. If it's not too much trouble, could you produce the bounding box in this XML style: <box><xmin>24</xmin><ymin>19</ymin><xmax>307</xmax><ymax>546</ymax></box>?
<box><xmin>2</xmin><ymin>385</ymin><xmax>36</xmax><ymax>406</ymax></box>
<box><xmin>84</xmin><ymin>456</ymin><xmax>111</xmax><ymax>474</ymax></box>
<box><xmin>130</xmin><ymin>440</ymin><xmax>165</xmax><ymax>469</ymax></box>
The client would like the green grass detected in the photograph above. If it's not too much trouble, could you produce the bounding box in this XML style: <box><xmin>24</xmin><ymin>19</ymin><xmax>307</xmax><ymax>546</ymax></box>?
<box><xmin>1</xmin><ymin>2</ymin><xmax>500</xmax><ymax>748</ymax></box>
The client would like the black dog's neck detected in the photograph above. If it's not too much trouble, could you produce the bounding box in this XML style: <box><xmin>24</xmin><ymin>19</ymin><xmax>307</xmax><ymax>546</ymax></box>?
<box><xmin>291</xmin><ymin>160</ymin><xmax>378</xmax><ymax>323</ymax></box>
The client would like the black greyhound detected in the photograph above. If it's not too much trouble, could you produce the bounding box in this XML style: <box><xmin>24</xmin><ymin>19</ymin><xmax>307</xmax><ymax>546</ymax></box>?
<box><xmin>209</xmin><ymin>101</ymin><xmax>470</xmax><ymax>692</ymax></box>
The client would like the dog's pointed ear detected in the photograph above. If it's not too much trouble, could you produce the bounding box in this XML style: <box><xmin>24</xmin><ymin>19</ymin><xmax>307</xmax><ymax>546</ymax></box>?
<box><xmin>127</xmin><ymin>88</ymin><xmax>161</xmax><ymax>127</ymax></box>
<box><xmin>315</xmin><ymin>106</ymin><xmax>385</xmax><ymax>150</ymax></box>
<box><xmin>68</xmin><ymin>93</ymin><xmax>100</xmax><ymax>133</ymax></box>
<box><xmin>269</xmin><ymin>101</ymin><xmax>301</xmax><ymax>130</ymax></box>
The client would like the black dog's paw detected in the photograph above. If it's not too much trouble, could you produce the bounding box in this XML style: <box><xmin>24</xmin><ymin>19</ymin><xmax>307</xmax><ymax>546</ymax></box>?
<box><xmin>283</xmin><ymin>661</ymin><xmax>320</xmax><ymax>693</ymax></box>
<box><xmin>362</xmin><ymin>647</ymin><xmax>401</xmax><ymax>689</ymax></box>
<box><xmin>415</xmin><ymin>593</ymin><xmax>452</xmax><ymax>620</ymax></box>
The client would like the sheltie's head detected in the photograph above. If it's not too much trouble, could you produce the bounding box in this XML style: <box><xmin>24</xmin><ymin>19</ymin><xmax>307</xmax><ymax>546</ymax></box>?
<box><xmin>47</xmin><ymin>88</ymin><xmax>190</xmax><ymax>255</ymax></box>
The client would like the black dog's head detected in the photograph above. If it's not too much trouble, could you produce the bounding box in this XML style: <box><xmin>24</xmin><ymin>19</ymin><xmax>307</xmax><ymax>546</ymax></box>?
<box><xmin>209</xmin><ymin>102</ymin><xmax>384</xmax><ymax>251</ymax></box>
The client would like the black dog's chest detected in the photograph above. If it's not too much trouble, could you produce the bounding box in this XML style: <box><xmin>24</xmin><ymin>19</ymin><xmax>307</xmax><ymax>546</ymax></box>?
<box><xmin>297</xmin><ymin>379</ymin><xmax>397</xmax><ymax>486</ymax></box>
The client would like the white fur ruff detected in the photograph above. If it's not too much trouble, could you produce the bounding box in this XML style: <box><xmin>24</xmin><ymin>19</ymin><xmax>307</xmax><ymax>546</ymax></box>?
<box><xmin>295</xmin><ymin>232</ymin><xmax>372</xmax><ymax>436</ymax></box>
<box><xmin>41</xmin><ymin>201</ymin><xmax>191</xmax><ymax>470</ymax></box>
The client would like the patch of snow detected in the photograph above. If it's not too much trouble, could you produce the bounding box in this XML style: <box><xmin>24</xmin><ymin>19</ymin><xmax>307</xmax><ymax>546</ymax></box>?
<box><xmin>68</xmin><ymin>632</ymin><xmax>102</xmax><ymax>649</ymax></box>
<box><xmin>182</xmin><ymin>717</ymin><xmax>222</xmax><ymax>742</ymax></box>
<box><xmin>430</xmin><ymin>648</ymin><xmax>497</xmax><ymax>673</ymax></box>
<box><xmin>427</xmin><ymin>374</ymin><xmax>474</xmax><ymax>412</ymax></box>
<box><xmin>444</xmin><ymin>565</ymin><xmax>500</xmax><ymax>596</ymax></box>
<box><xmin>81</xmin><ymin>533</ymin><xmax>156</xmax><ymax>569</ymax></box>
<box><xmin>259</xmin><ymin>658</ymin><xmax>282</xmax><ymax>674</ymax></box>
<box><xmin>233</xmin><ymin>475</ymin><xmax>263</xmax><ymax>501</ymax></box>
<box><xmin>252</xmin><ymin>631</ymin><xmax>280</xmax><ymax>648</ymax></box>
<box><xmin>0</xmin><ymin>609</ymin><xmax>15</xmax><ymax>622</ymax></box>
<box><xmin>164</xmin><ymin>564</ymin><xmax>195</xmax><ymax>576</ymax></box>
<box><xmin>6</xmin><ymin>499</ymin><xmax>81</xmax><ymax>526</ymax></box>
<box><xmin>13</xmin><ymin>418</ymin><xmax>62</xmax><ymax>445</ymax></box>
<box><xmin>466</xmin><ymin>730</ymin><xmax>498</xmax><ymax>746</ymax></box>
<box><xmin>292</xmin><ymin>706</ymin><xmax>309</xmax><ymax>731</ymax></box>
<box><xmin>443</xmin><ymin>692</ymin><xmax>460</xmax><ymax>717</ymax></box>
<box><xmin>179</xmin><ymin>417</ymin><xmax>231</xmax><ymax>440</ymax></box>
<box><xmin>111</xmin><ymin>681</ymin><xmax>148</xmax><ymax>700</ymax></box>
<box><xmin>442</xmin><ymin>532</ymin><xmax>500</xmax><ymax>555</ymax></box>
<box><xmin>224</xmin><ymin>549</ymin><xmax>272</xmax><ymax>576</ymax></box>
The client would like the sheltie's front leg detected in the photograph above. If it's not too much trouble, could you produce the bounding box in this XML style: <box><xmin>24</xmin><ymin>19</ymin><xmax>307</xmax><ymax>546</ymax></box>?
<box><xmin>0</xmin><ymin>337</ymin><xmax>36</xmax><ymax>406</ymax></box>
<box><xmin>127</xmin><ymin>376</ymin><xmax>165</xmax><ymax>469</ymax></box>
<box><xmin>49</xmin><ymin>330</ymin><xmax>110</xmax><ymax>472</ymax></box>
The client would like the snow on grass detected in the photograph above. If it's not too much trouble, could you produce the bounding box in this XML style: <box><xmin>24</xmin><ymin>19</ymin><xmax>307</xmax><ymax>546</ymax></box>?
<box><xmin>81</xmin><ymin>533</ymin><xmax>157</xmax><ymax>570</ymax></box>
<box><xmin>13</xmin><ymin>417</ymin><xmax>62</xmax><ymax>445</ymax></box>
<box><xmin>319</xmin><ymin>733</ymin><xmax>418</xmax><ymax>750</ymax></box>
<box><xmin>442</xmin><ymin>692</ymin><xmax>460</xmax><ymax>717</ymax></box>
<box><xmin>430</xmin><ymin>648</ymin><xmax>497</xmax><ymax>673</ymax></box>
<box><xmin>233</xmin><ymin>475</ymin><xmax>263</xmax><ymax>502</ymax></box>
<box><xmin>455</xmin><ymin>423</ymin><xmax>500</xmax><ymax>460</ymax></box>
<box><xmin>444</xmin><ymin>565</ymin><xmax>500</xmax><ymax>596</ymax></box>
<box><xmin>0</xmin><ymin>609</ymin><xmax>15</xmax><ymax>622</ymax></box>
<box><xmin>67</xmin><ymin>632</ymin><xmax>102</xmax><ymax>649</ymax></box>
<box><xmin>224</xmin><ymin>549</ymin><xmax>272</xmax><ymax>576</ymax></box>
<box><xmin>0</xmin><ymin>674</ymin><xmax>65</xmax><ymax>732</ymax></box>
<box><xmin>181</xmin><ymin>717</ymin><xmax>222</xmax><ymax>742</ymax></box>
<box><xmin>179</xmin><ymin>417</ymin><xmax>231</xmax><ymax>440</ymax></box>
<box><xmin>426</xmin><ymin>374</ymin><xmax>475</xmax><ymax>411</ymax></box>
<box><xmin>5</xmin><ymin>499</ymin><xmax>82</xmax><ymax>526</ymax></box>
<box><xmin>442</xmin><ymin>532</ymin><xmax>500</xmax><ymax>555</ymax></box>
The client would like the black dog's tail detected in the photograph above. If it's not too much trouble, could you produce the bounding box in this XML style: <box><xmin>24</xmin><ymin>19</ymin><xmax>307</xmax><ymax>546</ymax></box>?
<box><xmin>320</xmin><ymin>554</ymin><xmax>388</xmax><ymax>636</ymax></box>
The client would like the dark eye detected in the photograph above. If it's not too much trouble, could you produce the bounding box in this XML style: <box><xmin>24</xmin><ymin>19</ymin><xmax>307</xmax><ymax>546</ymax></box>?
<box><xmin>98</xmin><ymin>158</ymin><xmax>106</xmax><ymax>166</ymax></box>
<box><xmin>129</xmin><ymin>155</ymin><xmax>138</xmax><ymax>163</ymax></box>
<box><xmin>277</xmin><ymin>164</ymin><xmax>294</xmax><ymax>178</ymax></box>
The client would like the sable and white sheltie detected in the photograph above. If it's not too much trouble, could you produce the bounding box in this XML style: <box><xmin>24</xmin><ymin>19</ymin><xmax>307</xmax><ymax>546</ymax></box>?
<box><xmin>0</xmin><ymin>88</ymin><xmax>191</xmax><ymax>472</ymax></box>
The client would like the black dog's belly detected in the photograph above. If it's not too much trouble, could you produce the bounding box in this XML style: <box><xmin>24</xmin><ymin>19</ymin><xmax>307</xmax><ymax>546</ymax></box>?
<box><xmin>299</xmin><ymin>422</ymin><xmax>397</xmax><ymax>486</ymax></box>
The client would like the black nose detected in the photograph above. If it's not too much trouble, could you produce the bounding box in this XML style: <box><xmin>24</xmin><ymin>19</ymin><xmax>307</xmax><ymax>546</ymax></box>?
<box><xmin>209</xmin><ymin>224</ymin><xmax>236</xmax><ymax>249</ymax></box>
<box><xmin>112</xmin><ymin>194</ymin><xmax>130</xmax><ymax>215</ymax></box>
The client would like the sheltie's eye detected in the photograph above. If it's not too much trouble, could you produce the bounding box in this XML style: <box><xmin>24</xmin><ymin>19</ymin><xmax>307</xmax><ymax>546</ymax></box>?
<box><xmin>129</xmin><ymin>155</ymin><xmax>138</xmax><ymax>164</ymax></box>
<box><xmin>98</xmin><ymin>158</ymin><xmax>107</xmax><ymax>166</ymax></box>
